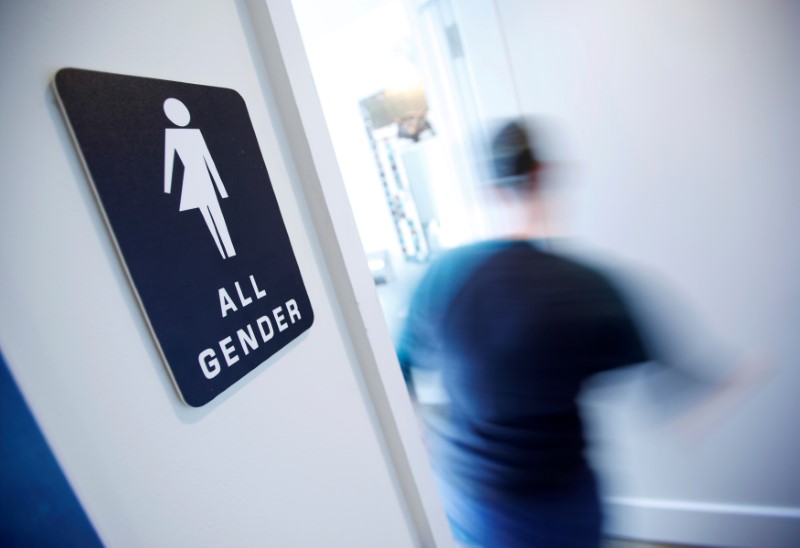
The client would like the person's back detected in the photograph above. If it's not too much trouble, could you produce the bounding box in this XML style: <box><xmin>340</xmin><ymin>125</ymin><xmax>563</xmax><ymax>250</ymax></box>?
<box><xmin>398</xmin><ymin>120</ymin><xmax>652</xmax><ymax>546</ymax></box>
<box><xmin>400</xmin><ymin>238</ymin><xmax>648</xmax><ymax>546</ymax></box>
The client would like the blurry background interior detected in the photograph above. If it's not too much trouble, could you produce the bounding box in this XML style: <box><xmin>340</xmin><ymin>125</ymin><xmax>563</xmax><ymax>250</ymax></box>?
<box><xmin>291</xmin><ymin>0</ymin><xmax>799</xmax><ymax>545</ymax></box>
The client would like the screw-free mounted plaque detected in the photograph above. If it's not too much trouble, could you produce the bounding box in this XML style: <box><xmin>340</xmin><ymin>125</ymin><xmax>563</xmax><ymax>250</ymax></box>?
<box><xmin>55</xmin><ymin>68</ymin><xmax>314</xmax><ymax>407</ymax></box>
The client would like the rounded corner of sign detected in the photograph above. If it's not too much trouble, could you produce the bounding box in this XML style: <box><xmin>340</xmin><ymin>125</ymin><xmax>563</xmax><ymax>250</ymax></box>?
<box><xmin>53</xmin><ymin>67</ymin><xmax>80</xmax><ymax>91</ymax></box>
<box><xmin>304</xmin><ymin>304</ymin><xmax>315</xmax><ymax>330</ymax></box>
<box><xmin>180</xmin><ymin>389</ymin><xmax>214</xmax><ymax>409</ymax></box>
<box><xmin>52</xmin><ymin>68</ymin><xmax>69</xmax><ymax>95</ymax></box>
<box><xmin>166</xmin><ymin>363</ymin><xmax>214</xmax><ymax>409</ymax></box>
<box><xmin>224</xmin><ymin>87</ymin><xmax>249</xmax><ymax>110</ymax></box>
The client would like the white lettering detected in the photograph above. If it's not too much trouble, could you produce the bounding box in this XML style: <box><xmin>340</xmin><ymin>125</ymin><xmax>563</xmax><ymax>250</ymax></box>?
<box><xmin>273</xmin><ymin>306</ymin><xmax>288</xmax><ymax>332</ymax></box>
<box><xmin>235</xmin><ymin>281</ymin><xmax>253</xmax><ymax>308</ymax></box>
<box><xmin>220</xmin><ymin>336</ymin><xmax>240</xmax><ymax>366</ymax></box>
<box><xmin>219</xmin><ymin>288</ymin><xmax>237</xmax><ymax>318</ymax></box>
<box><xmin>199</xmin><ymin>348</ymin><xmax>221</xmax><ymax>379</ymax></box>
<box><xmin>199</xmin><ymin>296</ymin><xmax>304</xmax><ymax>380</ymax></box>
<box><xmin>257</xmin><ymin>315</ymin><xmax>274</xmax><ymax>342</ymax></box>
<box><xmin>286</xmin><ymin>299</ymin><xmax>301</xmax><ymax>324</ymax></box>
<box><xmin>250</xmin><ymin>275</ymin><xmax>267</xmax><ymax>300</ymax></box>
<box><xmin>237</xmin><ymin>325</ymin><xmax>259</xmax><ymax>356</ymax></box>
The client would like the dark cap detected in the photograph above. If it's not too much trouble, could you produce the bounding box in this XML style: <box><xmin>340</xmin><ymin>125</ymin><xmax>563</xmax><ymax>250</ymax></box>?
<box><xmin>489</xmin><ymin>120</ymin><xmax>539</xmax><ymax>187</ymax></box>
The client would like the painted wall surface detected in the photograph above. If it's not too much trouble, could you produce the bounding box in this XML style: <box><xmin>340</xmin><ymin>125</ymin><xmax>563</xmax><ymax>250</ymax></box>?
<box><xmin>0</xmin><ymin>1</ymin><xmax>417</xmax><ymax>545</ymax></box>
<box><xmin>449</xmin><ymin>0</ymin><xmax>800</xmax><ymax>545</ymax></box>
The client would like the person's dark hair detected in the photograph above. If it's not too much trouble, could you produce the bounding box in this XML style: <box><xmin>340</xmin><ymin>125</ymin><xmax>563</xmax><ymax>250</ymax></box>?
<box><xmin>489</xmin><ymin>120</ymin><xmax>540</xmax><ymax>191</ymax></box>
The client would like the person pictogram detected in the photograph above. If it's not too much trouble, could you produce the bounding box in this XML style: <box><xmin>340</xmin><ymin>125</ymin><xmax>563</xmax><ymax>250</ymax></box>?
<box><xmin>163</xmin><ymin>97</ymin><xmax>236</xmax><ymax>259</ymax></box>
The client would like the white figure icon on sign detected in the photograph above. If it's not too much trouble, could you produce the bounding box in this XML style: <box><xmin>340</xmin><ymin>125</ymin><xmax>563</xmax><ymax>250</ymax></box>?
<box><xmin>163</xmin><ymin>97</ymin><xmax>236</xmax><ymax>259</ymax></box>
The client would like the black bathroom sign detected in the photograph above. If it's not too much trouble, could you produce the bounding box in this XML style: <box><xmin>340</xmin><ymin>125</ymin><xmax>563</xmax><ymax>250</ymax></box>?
<box><xmin>54</xmin><ymin>68</ymin><xmax>313</xmax><ymax>407</ymax></box>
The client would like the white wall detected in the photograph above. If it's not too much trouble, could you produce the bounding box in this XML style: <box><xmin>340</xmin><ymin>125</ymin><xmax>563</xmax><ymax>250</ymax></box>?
<box><xmin>0</xmin><ymin>1</ymin><xmax>436</xmax><ymax>545</ymax></box>
<box><xmin>447</xmin><ymin>0</ymin><xmax>800</xmax><ymax>545</ymax></box>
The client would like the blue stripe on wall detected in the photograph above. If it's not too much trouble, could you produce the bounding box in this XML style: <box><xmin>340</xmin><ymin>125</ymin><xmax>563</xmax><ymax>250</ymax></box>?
<box><xmin>0</xmin><ymin>351</ymin><xmax>102</xmax><ymax>546</ymax></box>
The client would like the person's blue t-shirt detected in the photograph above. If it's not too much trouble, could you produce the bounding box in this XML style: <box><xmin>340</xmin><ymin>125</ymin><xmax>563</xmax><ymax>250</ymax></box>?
<box><xmin>398</xmin><ymin>240</ymin><xmax>649</xmax><ymax>493</ymax></box>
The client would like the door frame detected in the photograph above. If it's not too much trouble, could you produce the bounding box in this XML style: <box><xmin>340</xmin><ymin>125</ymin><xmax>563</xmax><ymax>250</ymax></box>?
<box><xmin>242</xmin><ymin>1</ymin><xmax>453</xmax><ymax>546</ymax></box>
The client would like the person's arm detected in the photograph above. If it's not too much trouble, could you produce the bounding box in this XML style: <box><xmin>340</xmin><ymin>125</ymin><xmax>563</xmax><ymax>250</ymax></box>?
<box><xmin>396</xmin><ymin>259</ymin><xmax>450</xmax><ymax>403</ymax></box>
<box><xmin>667</xmin><ymin>351</ymin><xmax>773</xmax><ymax>441</ymax></box>
<box><xmin>611</xmin><ymin>270</ymin><xmax>774</xmax><ymax>439</ymax></box>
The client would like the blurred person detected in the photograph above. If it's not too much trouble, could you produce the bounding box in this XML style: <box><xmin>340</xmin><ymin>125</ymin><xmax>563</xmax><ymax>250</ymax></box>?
<box><xmin>398</xmin><ymin>120</ymin><xmax>663</xmax><ymax>547</ymax></box>
<box><xmin>398</xmin><ymin>119</ymin><xmax>771</xmax><ymax>546</ymax></box>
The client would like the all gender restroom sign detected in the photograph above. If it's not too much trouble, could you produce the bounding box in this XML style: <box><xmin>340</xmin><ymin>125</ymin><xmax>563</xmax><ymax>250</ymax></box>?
<box><xmin>54</xmin><ymin>68</ymin><xmax>313</xmax><ymax>407</ymax></box>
